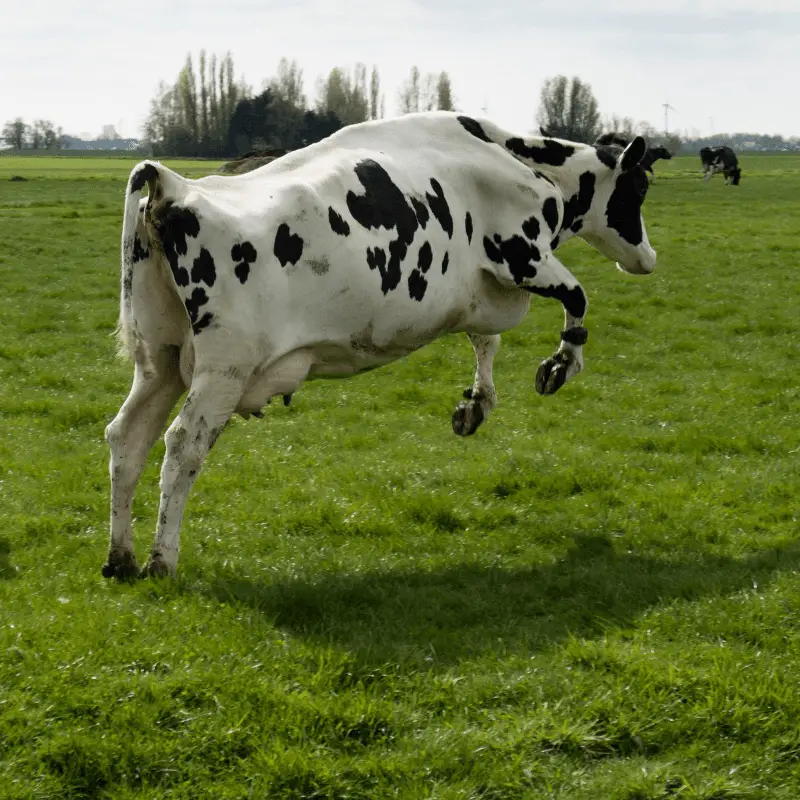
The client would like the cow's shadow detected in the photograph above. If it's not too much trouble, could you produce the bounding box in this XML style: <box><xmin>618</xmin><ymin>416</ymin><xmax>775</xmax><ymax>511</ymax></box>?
<box><xmin>206</xmin><ymin>534</ymin><xmax>800</xmax><ymax>668</ymax></box>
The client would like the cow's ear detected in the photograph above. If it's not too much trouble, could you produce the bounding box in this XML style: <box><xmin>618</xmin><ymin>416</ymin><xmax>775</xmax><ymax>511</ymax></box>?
<box><xmin>620</xmin><ymin>136</ymin><xmax>647</xmax><ymax>172</ymax></box>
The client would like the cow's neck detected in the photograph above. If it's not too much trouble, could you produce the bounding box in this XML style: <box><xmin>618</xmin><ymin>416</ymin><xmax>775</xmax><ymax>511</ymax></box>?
<box><xmin>530</xmin><ymin>147</ymin><xmax>601</xmax><ymax>245</ymax></box>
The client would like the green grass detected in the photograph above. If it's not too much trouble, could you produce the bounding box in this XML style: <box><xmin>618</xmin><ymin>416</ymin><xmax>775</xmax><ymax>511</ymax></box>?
<box><xmin>0</xmin><ymin>153</ymin><xmax>799</xmax><ymax>799</ymax></box>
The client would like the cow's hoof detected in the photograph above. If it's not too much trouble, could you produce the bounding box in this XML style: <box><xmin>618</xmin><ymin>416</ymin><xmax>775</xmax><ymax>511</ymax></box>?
<box><xmin>535</xmin><ymin>351</ymin><xmax>571</xmax><ymax>395</ymax></box>
<box><xmin>139</xmin><ymin>554</ymin><xmax>175</xmax><ymax>579</ymax></box>
<box><xmin>101</xmin><ymin>550</ymin><xmax>139</xmax><ymax>581</ymax></box>
<box><xmin>452</xmin><ymin>389</ymin><xmax>486</xmax><ymax>436</ymax></box>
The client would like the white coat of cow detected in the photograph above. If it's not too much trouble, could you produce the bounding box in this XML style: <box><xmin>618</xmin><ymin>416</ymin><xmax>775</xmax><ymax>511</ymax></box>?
<box><xmin>104</xmin><ymin>111</ymin><xmax>657</xmax><ymax>578</ymax></box>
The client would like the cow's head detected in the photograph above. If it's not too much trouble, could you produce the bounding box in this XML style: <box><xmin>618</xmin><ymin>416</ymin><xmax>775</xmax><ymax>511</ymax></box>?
<box><xmin>729</xmin><ymin>167</ymin><xmax>742</xmax><ymax>186</ymax></box>
<box><xmin>581</xmin><ymin>136</ymin><xmax>657</xmax><ymax>275</ymax></box>
<box><xmin>651</xmin><ymin>146</ymin><xmax>672</xmax><ymax>161</ymax></box>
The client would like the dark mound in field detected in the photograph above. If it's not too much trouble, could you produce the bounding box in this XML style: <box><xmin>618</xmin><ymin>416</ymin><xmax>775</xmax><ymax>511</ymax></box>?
<box><xmin>218</xmin><ymin>148</ymin><xmax>287</xmax><ymax>175</ymax></box>
<box><xmin>10</xmin><ymin>175</ymin><xmax>28</xmax><ymax>182</ymax></box>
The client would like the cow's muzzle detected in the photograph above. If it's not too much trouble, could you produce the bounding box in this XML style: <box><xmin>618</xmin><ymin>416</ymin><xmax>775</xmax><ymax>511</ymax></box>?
<box><xmin>617</xmin><ymin>247</ymin><xmax>657</xmax><ymax>275</ymax></box>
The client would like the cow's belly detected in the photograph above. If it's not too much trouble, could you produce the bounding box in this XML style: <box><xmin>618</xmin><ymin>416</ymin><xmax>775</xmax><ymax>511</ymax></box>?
<box><xmin>235</xmin><ymin>274</ymin><xmax>530</xmax><ymax>414</ymax></box>
<box><xmin>236</xmin><ymin>339</ymin><xmax>418</xmax><ymax>413</ymax></box>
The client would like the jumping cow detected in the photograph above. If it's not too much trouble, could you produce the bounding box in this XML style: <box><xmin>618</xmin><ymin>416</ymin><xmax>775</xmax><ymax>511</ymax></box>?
<box><xmin>103</xmin><ymin>111</ymin><xmax>657</xmax><ymax>579</ymax></box>
<box><xmin>594</xmin><ymin>133</ymin><xmax>673</xmax><ymax>180</ymax></box>
<box><xmin>700</xmin><ymin>146</ymin><xmax>741</xmax><ymax>185</ymax></box>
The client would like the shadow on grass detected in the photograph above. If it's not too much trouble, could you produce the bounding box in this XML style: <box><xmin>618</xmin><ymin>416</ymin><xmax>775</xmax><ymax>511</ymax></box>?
<box><xmin>206</xmin><ymin>535</ymin><xmax>800</xmax><ymax>666</ymax></box>
<box><xmin>0</xmin><ymin>536</ymin><xmax>16</xmax><ymax>579</ymax></box>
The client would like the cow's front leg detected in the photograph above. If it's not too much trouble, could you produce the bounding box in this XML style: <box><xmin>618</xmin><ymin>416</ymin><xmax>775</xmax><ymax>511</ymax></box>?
<box><xmin>452</xmin><ymin>333</ymin><xmax>500</xmax><ymax>436</ymax></box>
<box><xmin>519</xmin><ymin>255</ymin><xmax>588</xmax><ymax>396</ymax></box>
<box><xmin>103</xmin><ymin>350</ymin><xmax>184</xmax><ymax>580</ymax></box>
<box><xmin>141</xmin><ymin>370</ymin><xmax>243</xmax><ymax>578</ymax></box>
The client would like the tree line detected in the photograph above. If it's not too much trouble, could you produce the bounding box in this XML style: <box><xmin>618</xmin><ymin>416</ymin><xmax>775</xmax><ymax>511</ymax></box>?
<box><xmin>1</xmin><ymin>119</ymin><xmax>65</xmax><ymax>150</ymax></box>
<box><xmin>4</xmin><ymin>65</ymin><xmax>798</xmax><ymax>156</ymax></box>
<box><xmin>143</xmin><ymin>54</ymin><xmax>455</xmax><ymax>158</ymax></box>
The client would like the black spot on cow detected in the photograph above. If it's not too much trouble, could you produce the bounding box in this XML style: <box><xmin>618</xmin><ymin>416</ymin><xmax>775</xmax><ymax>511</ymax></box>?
<box><xmin>154</xmin><ymin>202</ymin><xmax>200</xmax><ymax>288</ymax></box>
<box><xmin>522</xmin><ymin>216</ymin><xmax>540</xmax><ymax>241</ymax></box>
<box><xmin>465</xmin><ymin>212</ymin><xmax>473</xmax><ymax>244</ymax></box>
<box><xmin>184</xmin><ymin>287</ymin><xmax>211</xmax><ymax>330</ymax></box>
<box><xmin>347</xmin><ymin>159</ymin><xmax>418</xmax><ymax>294</ymax></box>
<box><xmin>525</xmin><ymin>284</ymin><xmax>587</xmax><ymax>319</ymax></box>
<box><xmin>542</xmin><ymin>197</ymin><xmax>559</xmax><ymax>233</ymax></box>
<box><xmin>130</xmin><ymin>163</ymin><xmax>158</xmax><ymax>194</ymax></box>
<box><xmin>505</xmin><ymin>137</ymin><xmax>576</xmax><ymax>166</ymax></box>
<box><xmin>193</xmin><ymin>312</ymin><xmax>213</xmax><ymax>335</ymax></box>
<box><xmin>328</xmin><ymin>206</ymin><xmax>350</xmax><ymax>236</ymax></box>
<box><xmin>457</xmin><ymin>116</ymin><xmax>492</xmax><ymax>143</ymax></box>
<box><xmin>418</xmin><ymin>241</ymin><xmax>433</xmax><ymax>274</ymax></box>
<box><xmin>426</xmin><ymin>178</ymin><xmax>453</xmax><ymax>239</ymax></box>
<box><xmin>606</xmin><ymin>169</ymin><xmax>647</xmax><ymax>245</ymax></box>
<box><xmin>408</xmin><ymin>269</ymin><xmax>428</xmax><ymax>301</ymax></box>
<box><xmin>234</xmin><ymin>263</ymin><xmax>249</xmax><ymax>284</ymax></box>
<box><xmin>483</xmin><ymin>234</ymin><xmax>540</xmax><ymax>284</ymax></box>
<box><xmin>442</xmin><ymin>252</ymin><xmax>449</xmax><ymax>274</ymax></box>
<box><xmin>561</xmin><ymin>172</ymin><xmax>596</xmax><ymax>232</ymax></box>
<box><xmin>274</xmin><ymin>223</ymin><xmax>304</xmax><ymax>267</ymax></box>
<box><xmin>132</xmin><ymin>235</ymin><xmax>149</xmax><ymax>264</ymax></box>
<box><xmin>571</xmin><ymin>220</ymin><xmax>583</xmax><ymax>234</ymax></box>
<box><xmin>171</xmin><ymin>265</ymin><xmax>190</xmax><ymax>287</ymax></box>
<box><xmin>595</xmin><ymin>146</ymin><xmax>618</xmax><ymax>170</ymax></box>
<box><xmin>231</xmin><ymin>241</ymin><xmax>257</xmax><ymax>284</ymax></box>
<box><xmin>191</xmin><ymin>247</ymin><xmax>216</xmax><ymax>287</ymax></box>
<box><xmin>483</xmin><ymin>237</ymin><xmax>503</xmax><ymax>264</ymax></box>
<box><xmin>551</xmin><ymin>234</ymin><xmax>561</xmax><ymax>250</ymax></box>
<box><xmin>367</xmin><ymin>247</ymin><xmax>389</xmax><ymax>285</ymax></box>
<box><xmin>411</xmin><ymin>197</ymin><xmax>429</xmax><ymax>228</ymax></box>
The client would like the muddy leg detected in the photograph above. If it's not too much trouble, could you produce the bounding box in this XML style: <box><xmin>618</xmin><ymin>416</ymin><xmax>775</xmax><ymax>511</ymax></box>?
<box><xmin>103</xmin><ymin>349</ymin><xmax>184</xmax><ymax>580</ymax></box>
<box><xmin>141</xmin><ymin>371</ymin><xmax>243</xmax><ymax>578</ymax></box>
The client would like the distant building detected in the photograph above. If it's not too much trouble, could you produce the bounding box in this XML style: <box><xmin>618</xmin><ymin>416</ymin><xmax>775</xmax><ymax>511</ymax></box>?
<box><xmin>60</xmin><ymin>136</ymin><xmax>142</xmax><ymax>151</ymax></box>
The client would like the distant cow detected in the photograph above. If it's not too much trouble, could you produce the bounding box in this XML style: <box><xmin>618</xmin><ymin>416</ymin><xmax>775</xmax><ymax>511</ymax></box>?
<box><xmin>594</xmin><ymin>133</ymin><xmax>672</xmax><ymax>179</ymax></box>
<box><xmin>103</xmin><ymin>111</ymin><xmax>657</xmax><ymax>578</ymax></box>
<box><xmin>700</xmin><ymin>146</ymin><xmax>741</xmax><ymax>185</ymax></box>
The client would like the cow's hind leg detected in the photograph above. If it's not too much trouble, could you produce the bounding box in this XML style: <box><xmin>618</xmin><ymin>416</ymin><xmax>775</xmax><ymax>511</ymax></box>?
<box><xmin>452</xmin><ymin>334</ymin><xmax>500</xmax><ymax>436</ymax></box>
<box><xmin>104</xmin><ymin>348</ymin><xmax>184</xmax><ymax>579</ymax></box>
<box><xmin>141</xmin><ymin>370</ymin><xmax>244</xmax><ymax>578</ymax></box>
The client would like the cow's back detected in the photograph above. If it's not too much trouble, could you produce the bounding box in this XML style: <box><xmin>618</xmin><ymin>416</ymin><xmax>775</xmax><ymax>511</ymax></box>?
<box><xmin>155</xmin><ymin>117</ymin><xmax>555</xmax><ymax>368</ymax></box>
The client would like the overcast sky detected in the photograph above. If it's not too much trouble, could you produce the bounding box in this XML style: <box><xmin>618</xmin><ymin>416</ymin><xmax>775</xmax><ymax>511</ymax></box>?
<box><xmin>3</xmin><ymin>0</ymin><xmax>798</xmax><ymax>140</ymax></box>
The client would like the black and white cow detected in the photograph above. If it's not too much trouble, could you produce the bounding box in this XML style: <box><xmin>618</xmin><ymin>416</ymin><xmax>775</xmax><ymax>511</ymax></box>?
<box><xmin>700</xmin><ymin>146</ymin><xmax>741</xmax><ymax>185</ymax></box>
<box><xmin>104</xmin><ymin>111</ymin><xmax>657</xmax><ymax>578</ymax></box>
<box><xmin>594</xmin><ymin>133</ymin><xmax>673</xmax><ymax>179</ymax></box>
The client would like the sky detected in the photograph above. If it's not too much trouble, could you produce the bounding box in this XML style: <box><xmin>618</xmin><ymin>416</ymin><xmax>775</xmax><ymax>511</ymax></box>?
<box><xmin>2</xmin><ymin>0</ymin><xmax>798</xmax><ymax>141</ymax></box>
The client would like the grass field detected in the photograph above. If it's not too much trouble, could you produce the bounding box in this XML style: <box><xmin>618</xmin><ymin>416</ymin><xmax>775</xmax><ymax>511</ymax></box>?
<box><xmin>0</xmin><ymin>151</ymin><xmax>799</xmax><ymax>799</ymax></box>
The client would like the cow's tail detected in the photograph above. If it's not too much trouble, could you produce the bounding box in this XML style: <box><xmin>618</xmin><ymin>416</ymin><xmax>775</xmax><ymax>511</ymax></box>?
<box><xmin>118</xmin><ymin>160</ymin><xmax>184</xmax><ymax>363</ymax></box>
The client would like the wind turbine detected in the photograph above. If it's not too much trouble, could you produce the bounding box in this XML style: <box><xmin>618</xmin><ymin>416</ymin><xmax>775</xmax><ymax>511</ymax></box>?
<box><xmin>663</xmin><ymin>102</ymin><xmax>678</xmax><ymax>135</ymax></box>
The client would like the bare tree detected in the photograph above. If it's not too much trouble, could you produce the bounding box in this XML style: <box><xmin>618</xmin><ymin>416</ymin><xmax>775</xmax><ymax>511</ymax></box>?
<box><xmin>32</xmin><ymin>119</ymin><xmax>57</xmax><ymax>149</ymax></box>
<box><xmin>268</xmin><ymin>58</ymin><xmax>306</xmax><ymax>109</ymax></box>
<box><xmin>536</xmin><ymin>75</ymin><xmax>601</xmax><ymax>143</ymax></box>
<box><xmin>179</xmin><ymin>54</ymin><xmax>199</xmax><ymax>144</ymax></box>
<box><xmin>601</xmin><ymin>115</ymin><xmax>638</xmax><ymax>140</ymax></box>
<box><xmin>398</xmin><ymin>66</ymin><xmax>421</xmax><ymax>114</ymax></box>
<box><xmin>399</xmin><ymin>67</ymin><xmax>456</xmax><ymax>113</ymax></box>
<box><xmin>144</xmin><ymin>50</ymin><xmax>247</xmax><ymax>156</ymax></box>
<box><xmin>369</xmin><ymin>65</ymin><xmax>381</xmax><ymax>119</ymax></box>
<box><xmin>436</xmin><ymin>72</ymin><xmax>455</xmax><ymax>111</ymax></box>
<box><xmin>315</xmin><ymin>65</ymin><xmax>369</xmax><ymax>125</ymax></box>
<box><xmin>2</xmin><ymin>118</ymin><xmax>27</xmax><ymax>149</ymax></box>
<box><xmin>199</xmin><ymin>50</ymin><xmax>209</xmax><ymax>145</ymax></box>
